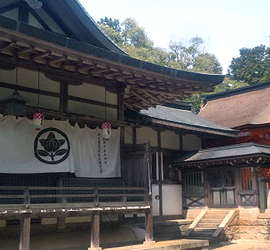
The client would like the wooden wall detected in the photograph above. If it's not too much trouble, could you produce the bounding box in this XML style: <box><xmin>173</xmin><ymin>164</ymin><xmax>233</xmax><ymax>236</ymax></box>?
<box><xmin>0</xmin><ymin>67</ymin><xmax>118</xmax><ymax>120</ymax></box>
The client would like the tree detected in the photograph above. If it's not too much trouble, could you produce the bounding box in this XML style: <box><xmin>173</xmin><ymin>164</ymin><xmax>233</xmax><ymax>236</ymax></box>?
<box><xmin>228</xmin><ymin>45</ymin><xmax>270</xmax><ymax>84</ymax></box>
<box><xmin>97</xmin><ymin>17</ymin><xmax>123</xmax><ymax>45</ymax></box>
<box><xmin>168</xmin><ymin>36</ymin><xmax>222</xmax><ymax>74</ymax></box>
<box><xmin>214</xmin><ymin>76</ymin><xmax>249</xmax><ymax>93</ymax></box>
<box><xmin>193</xmin><ymin>53</ymin><xmax>222</xmax><ymax>74</ymax></box>
<box><xmin>98</xmin><ymin>17</ymin><xmax>121</xmax><ymax>32</ymax></box>
<box><xmin>121</xmin><ymin>18</ymin><xmax>153</xmax><ymax>48</ymax></box>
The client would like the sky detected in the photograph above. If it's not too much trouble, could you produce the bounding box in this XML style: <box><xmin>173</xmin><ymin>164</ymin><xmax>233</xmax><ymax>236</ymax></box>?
<box><xmin>79</xmin><ymin>0</ymin><xmax>270</xmax><ymax>74</ymax></box>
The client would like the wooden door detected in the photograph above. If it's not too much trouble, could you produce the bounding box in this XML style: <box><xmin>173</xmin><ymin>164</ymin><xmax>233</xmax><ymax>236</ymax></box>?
<box><xmin>210</xmin><ymin>169</ymin><xmax>236</xmax><ymax>207</ymax></box>
<box><xmin>122</xmin><ymin>143</ymin><xmax>151</xmax><ymax>188</ymax></box>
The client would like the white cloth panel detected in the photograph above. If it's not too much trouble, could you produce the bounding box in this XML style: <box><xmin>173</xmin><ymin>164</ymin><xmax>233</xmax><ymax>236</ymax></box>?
<box><xmin>0</xmin><ymin>115</ymin><xmax>120</xmax><ymax>178</ymax></box>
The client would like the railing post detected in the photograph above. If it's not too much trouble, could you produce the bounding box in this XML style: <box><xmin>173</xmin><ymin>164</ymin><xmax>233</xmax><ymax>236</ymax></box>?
<box><xmin>94</xmin><ymin>188</ymin><xmax>99</xmax><ymax>206</ymax></box>
<box><xmin>24</xmin><ymin>188</ymin><xmax>30</xmax><ymax>207</ymax></box>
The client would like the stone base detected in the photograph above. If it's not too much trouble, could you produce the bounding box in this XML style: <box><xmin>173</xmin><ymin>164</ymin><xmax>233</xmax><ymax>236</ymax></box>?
<box><xmin>143</xmin><ymin>240</ymin><xmax>156</xmax><ymax>245</ymax></box>
<box><xmin>88</xmin><ymin>247</ymin><xmax>102</xmax><ymax>250</ymax></box>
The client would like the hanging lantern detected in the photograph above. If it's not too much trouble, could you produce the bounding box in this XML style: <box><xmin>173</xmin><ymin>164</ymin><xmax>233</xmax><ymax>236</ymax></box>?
<box><xmin>33</xmin><ymin>111</ymin><xmax>44</xmax><ymax>130</ymax></box>
<box><xmin>101</xmin><ymin>121</ymin><xmax>111</xmax><ymax>140</ymax></box>
<box><xmin>2</xmin><ymin>90</ymin><xmax>28</xmax><ymax>117</ymax></box>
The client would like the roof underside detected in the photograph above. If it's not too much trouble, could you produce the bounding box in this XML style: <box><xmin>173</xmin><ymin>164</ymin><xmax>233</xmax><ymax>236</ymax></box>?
<box><xmin>140</xmin><ymin>105</ymin><xmax>237</xmax><ymax>137</ymax></box>
<box><xmin>0</xmin><ymin>0</ymin><xmax>225</xmax><ymax>111</ymax></box>
<box><xmin>199</xmin><ymin>82</ymin><xmax>270</xmax><ymax>128</ymax></box>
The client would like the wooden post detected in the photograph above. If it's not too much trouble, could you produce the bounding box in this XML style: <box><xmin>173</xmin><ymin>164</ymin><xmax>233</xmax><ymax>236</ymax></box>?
<box><xmin>144</xmin><ymin>207</ymin><xmax>155</xmax><ymax>244</ymax></box>
<box><xmin>89</xmin><ymin>213</ymin><xmax>101</xmax><ymax>250</ymax></box>
<box><xmin>19</xmin><ymin>215</ymin><xmax>31</xmax><ymax>250</ymax></box>
<box><xmin>234</xmin><ymin>168</ymin><xmax>240</xmax><ymax>207</ymax></box>
<box><xmin>259</xmin><ymin>180</ymin><xmax>266</xmax><ymax>213</ymax></box>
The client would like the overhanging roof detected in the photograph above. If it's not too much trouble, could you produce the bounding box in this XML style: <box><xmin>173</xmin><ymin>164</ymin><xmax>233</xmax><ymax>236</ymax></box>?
<box><xmin>140</xmin><ymin>105</ymin><xmax>238</xmax><ymax>137</ymax></box>
<box><xmin>174</xmin><ymin>142</ymin><xmax>270</xmax><ymax>167</ymax></box>
<box><xmin>0</xmin><ymin>0</ymin><xmax>225</xmax><ymax>111</ymax></box>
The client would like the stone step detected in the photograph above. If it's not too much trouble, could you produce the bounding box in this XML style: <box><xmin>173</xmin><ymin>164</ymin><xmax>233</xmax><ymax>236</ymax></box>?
<box><xmin>200</xmin><ymin>218</ymin><xmax>222</xmax><ymax>223</ymax></box>
<box><xmin>193</xmin><ymin>228</ymin><xmax>216</xmax><ymax>233</ymax></box>
<box><xmin>191</xmin><ymin>230</ymin><xmax>215</xmax><ymax>237</ymax></box>
<box><xmin>207</xmin><ymin>209</ymin><xmax>230</xmax><ymax>213</ymax></box>
<box><xmin>203</xmin><ymin>214</ymin><xmax>227</xmax><ymax>220</ymax></box>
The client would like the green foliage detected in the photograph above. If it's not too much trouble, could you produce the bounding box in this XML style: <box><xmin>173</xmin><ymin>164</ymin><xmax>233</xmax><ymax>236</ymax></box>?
<box><xmin>121</xmin><ymin>18</ymin><xmax>153</xmax><ymax>48</ymax></box>
<box><xmin>214</xmin><ymin>76</ymin><xmax>249</xmax><ymax>92</ymax></box>
<box><xmin>193</xmin><ymin>53</ymin><xmax>222</xmax><ymax>74</ymax></box>
<box><xmin>98</xmin><ymin>24</ymin><xmax>123</xmax><ymax>45</ymax></box>
<box><xmin>228</xmin><ymin>45</ymin><xmax>270</xmax><ymax>84</ymax></box>
<box><xmin>98</xmin><ymin>17</ymin><xmax>121</xmax><ymax>32</ymax></box>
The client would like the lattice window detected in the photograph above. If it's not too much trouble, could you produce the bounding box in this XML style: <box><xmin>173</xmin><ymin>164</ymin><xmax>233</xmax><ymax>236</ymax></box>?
<box><xmin>185</xmin><ymin>172</ymin><xmax>204</xmax><ymax>195</ymax></box>
<box><xmin>240</xmin><ymin>168</ymin><xmax>253</xmax><ymax>191</ymax></box>
<box><xmin>258</xmin><ymin>168</ymin><xmax>270</xmax><ymax>188</ymax></box>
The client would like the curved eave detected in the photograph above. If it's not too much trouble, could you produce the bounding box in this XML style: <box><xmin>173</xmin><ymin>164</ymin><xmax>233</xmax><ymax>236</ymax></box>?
<box><xmin>0</xmin><ymin>15</ymin><xmax>224</xmax><ymax>85</ymax></box>
<box><xmin>0</xmin><ymin>15</ymin><xmax>224</xmax><ymax>110</ymax></box>
<box><xmin>42</xmin><ymin>0</ymin><xmax>126</xmax><ymax>55</ymax></box>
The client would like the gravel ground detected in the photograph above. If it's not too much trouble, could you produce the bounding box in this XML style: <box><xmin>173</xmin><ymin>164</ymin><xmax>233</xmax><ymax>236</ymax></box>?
<box><xmin>209</xmin><ymin>240</ymin><xmax>270</xmax><ymax>250</ymax></box>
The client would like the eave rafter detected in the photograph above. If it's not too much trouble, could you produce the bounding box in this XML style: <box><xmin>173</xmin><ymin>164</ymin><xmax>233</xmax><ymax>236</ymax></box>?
<box><xmin>0</xmin><ymin>27</ymin><xmax>216</xmax><ymax>111</ymax></box>
<box><xmin>178</xmin><ymin>155</ymin><xmax>270</xmax><ymax>169</ymax></box>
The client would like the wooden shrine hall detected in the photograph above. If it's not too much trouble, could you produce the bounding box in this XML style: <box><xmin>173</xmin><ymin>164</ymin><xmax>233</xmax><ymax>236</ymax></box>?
<box><xmin>0</xmin><ymin>1</ymin><xmax>229</xmax><ymax>249</ymax></box>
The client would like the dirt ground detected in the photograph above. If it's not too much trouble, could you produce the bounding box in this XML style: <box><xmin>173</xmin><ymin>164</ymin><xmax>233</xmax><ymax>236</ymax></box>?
<box><xmin>209</xmin><ymin>240</ymin><xmax>270</xmax><ymax>250</ymax></box>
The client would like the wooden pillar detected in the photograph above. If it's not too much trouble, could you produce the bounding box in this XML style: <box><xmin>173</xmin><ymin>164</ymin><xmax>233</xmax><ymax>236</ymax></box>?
<box><xmin>234</xmin><ymin>168</ymin><xmax>240</xmax><ymax>207</ymax></box>
<box><xmin>259</xmin><ymin>180</ymin><xmax>266</xmax><ymax>213</ymax></box>
<box><xmin>19</xmin><ymin>215</ymin><xmax>31</xmax><ymax>250</ymax></box>
<box><xmin>204</xmin><ymin>170</ymin><xmax>211</xmax><ymax>207</ymax></box>
<box><xmin>118</xmin><ymin>88</ymin><xmax>125</xmax><ymax>178</ymax></box>
<box><xmin>89</xmin><ymin>213</ymin><xmax>101</xmax><ymax>250</ymax></box>
<box><xmin>144</xmin><ymin>208</ymin><xmax>155</xmax><ymax>244</ymax></box>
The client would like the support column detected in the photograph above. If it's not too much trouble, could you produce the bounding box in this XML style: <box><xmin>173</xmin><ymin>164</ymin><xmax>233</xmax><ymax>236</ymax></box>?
<box><xmin>19</xmin><ymin>215</ymin><xmax>31</xmax><ymax>250</ymax></box>
<box><xmin>259</xmin><ymin>180</ymin><xmax>266</xmax><ymax>213</ymax></box>
<box><xmin>144</xmin><ymin>208</ymin><xmax>155</xmax><ymax>244</ymax></box>
<box><xmin>89</xmin><ymin>213</ymin><xmax>101</xmax><ymax>250</ymax></box>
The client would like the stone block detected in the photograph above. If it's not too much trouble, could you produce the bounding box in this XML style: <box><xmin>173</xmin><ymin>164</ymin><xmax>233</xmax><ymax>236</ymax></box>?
<box><xmin>66</xmin><ymin>216</ymin><xmax>91</xmax><ymax>223</ymax></box>
<box><xmin>41</xmin><ymin>218</ymin><xmax>57</xmax><ymax>225</ymax></box>
<box><xmin>0</xmin><ymin>220</ymin><xmax>6</xmax><ymax>227</ymax></box>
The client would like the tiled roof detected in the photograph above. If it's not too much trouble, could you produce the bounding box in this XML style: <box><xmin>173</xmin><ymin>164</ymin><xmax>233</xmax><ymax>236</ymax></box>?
<box><xmin>140</xmin><ymin>105</ymin><xmax>237</xmax><ymax>137</ymax></box>
<box><xmin>174</xmin><ymin>142</ymin><xmax>270</xmax><ymax>163</ymax></box>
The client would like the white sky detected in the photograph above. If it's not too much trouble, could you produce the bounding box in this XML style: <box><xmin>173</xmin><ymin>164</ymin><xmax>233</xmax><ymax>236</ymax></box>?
<box><xmin>79</xmin><ymin>0</ymin><xmax>270</xmax><ymax>74</ymax></box>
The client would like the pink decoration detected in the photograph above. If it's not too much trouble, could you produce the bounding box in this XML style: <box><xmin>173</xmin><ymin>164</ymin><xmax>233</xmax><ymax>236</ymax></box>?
<box><xmin>101</xmin><ymin>121</ymin><xmax>111</xmax><ymax>140</ymax></box>
<box><xmin>33</xmin><ymin>112</ymin><xmax>44</xmax><ymax>130</ymax></box>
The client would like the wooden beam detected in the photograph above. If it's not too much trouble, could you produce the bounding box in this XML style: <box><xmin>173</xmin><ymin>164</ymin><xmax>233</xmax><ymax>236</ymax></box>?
<box><xmin>130</xmin><ymin>90</ymin><xmax>154</xmax><ymax>106</ymax></box>
<box><xmin>141</xmin><ymin>90</ymin><xmax>159</xmax><ymax>102</ymax></box>
<box><xmin>18</xmin><ymin>45</ymin><xmax>35</xmax><ymax>55</ymax></box>
<box><xmin>19</xmin><ymin>215</ymin><xmax>31</xmax><ymax>250</ymax></box>
<box><xmin>33</xmin><ymin>50</ymin><xmax>51</xmax><ymax>60</ymax></box>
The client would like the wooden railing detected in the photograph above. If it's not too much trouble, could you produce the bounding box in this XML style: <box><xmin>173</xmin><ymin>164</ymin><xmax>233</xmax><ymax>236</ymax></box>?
<box><xmin>0</xmin><ymin>186</ymin><xmax>148</xmax><ymax>207</ymax></box>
